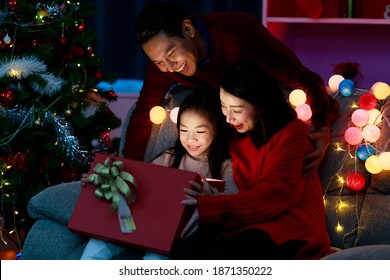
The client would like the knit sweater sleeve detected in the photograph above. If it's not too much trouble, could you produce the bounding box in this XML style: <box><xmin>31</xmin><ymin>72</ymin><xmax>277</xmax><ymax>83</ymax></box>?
<box><xmin>196</xmin><ymin>120</ymin><xmax>310</xmax><ymax>231</ymax></box>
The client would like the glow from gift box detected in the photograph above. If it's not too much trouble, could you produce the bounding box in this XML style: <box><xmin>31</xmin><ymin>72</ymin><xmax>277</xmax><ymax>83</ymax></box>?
<box><xmin>328</xmin><ymin>74</ymin><xmax>344</xmax><ymax>92</ymax></box>
<box><xmin>362</xmin><ymin>124</ymin><xmax>381</xmax><ymax>143</ymax></box>
<box><xmin>344</xmin><ymin>127</ymin><xmax>362</xmax><ymax>146</ymax></box>
<box><xmin>289</xmin><ymin>89</ymin><xmax>306</xmax><ymax>107</ymax></box>
<box><xmin>170</xmin><ymin>107</ymin><xmax>179</xmax><ymax>124</ymax></box>
<box><xmin>295</xmin><ymin>103</ymin><xmax>312</xmax><ymax>121</ymax></box>
<box><xmin>372</xmin><ymin>82</ymin><xmax>390</xmax><ymax>100</ymax></box>
<box><xmin>365</xmin><ymin>155</ymin><xmax>383</xmax><ymax>174</ymax></box>
<box><xmin>378</xmin><ymin>152</ymin><xmax>390</xmax><ymax>170</ymax></box>
<box><xmin>150</xmin><ymin>106</ymin><xmax>166</xmax><ymax>124</ymax></box>
<box><xmin>351</xmin><ymin>109</ymin><xmax>369</xmax><ymax>127</ymax></box>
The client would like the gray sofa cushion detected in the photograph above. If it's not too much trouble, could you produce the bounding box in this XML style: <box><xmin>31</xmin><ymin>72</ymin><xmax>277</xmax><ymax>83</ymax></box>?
<box><xmin>322</xmin><ymin>244</ymin><xmax>390</xmax><ymax>260</ymax></box>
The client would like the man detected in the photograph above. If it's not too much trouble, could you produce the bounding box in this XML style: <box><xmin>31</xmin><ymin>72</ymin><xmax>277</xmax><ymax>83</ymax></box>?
<box><xmin>123</xmin><ymin>0</ymin><xmax>339</xmax><ymax>174</ymax></box>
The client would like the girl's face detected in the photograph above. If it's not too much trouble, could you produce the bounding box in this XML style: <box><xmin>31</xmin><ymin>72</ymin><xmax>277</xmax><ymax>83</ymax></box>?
<box><xmin>179</xmin><ymin>109</ymin><xmax>215</xmax><ymax>159</ymax></box>
<box><xmin>220</xmin><ymin>88</ymin><xmax>258</xmax><ymax>133</ymax></box>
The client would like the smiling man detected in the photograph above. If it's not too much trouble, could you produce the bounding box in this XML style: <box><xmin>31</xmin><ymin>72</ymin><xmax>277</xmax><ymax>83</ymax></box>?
<box><xmin>123</xmin><ymin>0</ymin><xmax>339</xmax><ymax>174</ymax></box>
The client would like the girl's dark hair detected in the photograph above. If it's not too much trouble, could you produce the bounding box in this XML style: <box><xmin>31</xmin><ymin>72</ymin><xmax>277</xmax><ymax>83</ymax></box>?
<box><xmin>220</xmin><ymin>61</ymin><xmax>296</xmax><ymax>147</ymax></box>
<box><xmin>135</xmin><ymin>0</ymin><xmax>189</xmax><ymax>45</ymax></box>
<box><xmin>171</xmin><ymin>88</ymin><xmax>231</xmax><ymax>179</ymax></box>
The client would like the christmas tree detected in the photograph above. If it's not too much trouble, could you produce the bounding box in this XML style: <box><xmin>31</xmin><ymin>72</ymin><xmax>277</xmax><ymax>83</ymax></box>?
<box><xmin>0</xmin><ymin>0</ymin><xmax>121</xmax><ymax>234</ymax></box>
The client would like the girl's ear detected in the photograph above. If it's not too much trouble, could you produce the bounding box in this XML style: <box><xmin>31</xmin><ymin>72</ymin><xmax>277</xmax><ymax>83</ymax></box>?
<box><xmin>182</xmin><ymin>19</ymin><xmax>195</xmax><ymax>38</ymax></box>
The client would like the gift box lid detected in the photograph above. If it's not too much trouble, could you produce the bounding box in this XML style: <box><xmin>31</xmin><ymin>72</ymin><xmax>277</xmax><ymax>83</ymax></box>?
<box><xmin>68</xmin><ymin>153</ymin><xmax>200</xmax><ymax>256</ymax></box>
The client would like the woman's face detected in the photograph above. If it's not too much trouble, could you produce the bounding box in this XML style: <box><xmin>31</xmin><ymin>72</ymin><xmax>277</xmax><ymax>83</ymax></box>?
<box><xmin>179</xmin><ymin>109</ymin><xmax>215</xmax><ymax>158</ymax></box>
<box><xmin>141</xmin><ymin>21</ymin><xmax>199</xmax><ymax>76</ymax></box>
<box><xmin>220</xmin><ymin>88</ymin><xmax>258</xmax><ymax>133</ymax></box>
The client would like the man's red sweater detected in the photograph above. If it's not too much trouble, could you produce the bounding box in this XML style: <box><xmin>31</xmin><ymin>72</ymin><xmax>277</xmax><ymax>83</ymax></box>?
<box><xmin>197</xmin><ymin>119</ymin><xmax>331</xmax><ymax>259</ymax></box>
<box><xmin>123</xmin><ymin>12</ymin><xmax>339</xmax><ymax>160</ymax></box>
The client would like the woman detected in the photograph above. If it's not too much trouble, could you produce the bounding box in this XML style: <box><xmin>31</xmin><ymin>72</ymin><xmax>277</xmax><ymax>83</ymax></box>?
<box><xmin>178</xmin><ymin>61</ymin><xmax>331</xmax><ymax>260</ymax></box>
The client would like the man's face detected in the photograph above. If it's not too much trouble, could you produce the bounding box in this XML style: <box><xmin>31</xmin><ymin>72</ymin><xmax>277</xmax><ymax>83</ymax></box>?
<box><xmin>142</xmin><ymin>29</ymin><xmax>198</xmax><ymax>76</ymax></box>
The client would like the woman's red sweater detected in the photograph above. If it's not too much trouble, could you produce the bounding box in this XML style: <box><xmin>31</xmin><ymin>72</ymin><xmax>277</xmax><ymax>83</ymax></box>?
<box><xmin>197</xmin><ymin>119</ymin><xmax>331</xmax><ymax>259</ymax></box>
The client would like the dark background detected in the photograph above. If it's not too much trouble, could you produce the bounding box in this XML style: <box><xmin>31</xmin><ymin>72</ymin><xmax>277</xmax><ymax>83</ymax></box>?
<box><xmin>86</xmin><ymin>0</ymin><xmax>263</xmax><ymax>80</ymax></box>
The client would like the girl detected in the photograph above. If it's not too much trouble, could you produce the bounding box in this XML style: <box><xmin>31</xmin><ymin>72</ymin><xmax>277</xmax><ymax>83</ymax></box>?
<box><xmin>80</xmin><ymin>88</ymin><xmax>238</xmax><ymax>260</ymax></box>
<box><xmin>178</xmin><ymin>61</ymin><xmax>331</xmax><ymax>260</ymax></box>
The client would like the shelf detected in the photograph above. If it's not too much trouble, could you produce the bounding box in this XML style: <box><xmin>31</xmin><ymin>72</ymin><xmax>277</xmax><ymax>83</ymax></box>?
<box><xmin>266</xmin><ymin>17</ymin><xmax>390</xmax><ymax>25</ymax></box>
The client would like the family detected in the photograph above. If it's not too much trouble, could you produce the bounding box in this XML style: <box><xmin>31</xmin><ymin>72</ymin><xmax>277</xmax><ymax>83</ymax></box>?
<box><xmin>35</xmin><ymin>0</ymin><xmax>342</xmax><ymax>260</ymax></box>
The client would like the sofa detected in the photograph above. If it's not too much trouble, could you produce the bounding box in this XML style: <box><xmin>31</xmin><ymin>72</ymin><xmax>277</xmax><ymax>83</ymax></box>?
<box><xmin>21</xmin><ymin>85</ymin><xmax>390</xmax><ymax>260</ymax></box>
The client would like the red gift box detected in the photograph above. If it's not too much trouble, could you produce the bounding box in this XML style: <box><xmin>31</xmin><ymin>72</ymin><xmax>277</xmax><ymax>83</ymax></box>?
<box><xmin>68</xmin><ymin>153</ymin><xmax>200</xmax><ymax>256</ymax></box>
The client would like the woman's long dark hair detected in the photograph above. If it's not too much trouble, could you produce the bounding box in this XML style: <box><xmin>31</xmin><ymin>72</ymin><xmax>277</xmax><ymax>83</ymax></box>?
<box><xmin>220</xmin><ymin>61</ymin><xmax>296</xmax><ymax>148</ymax></box>
<box><xmin>171</xmin><ymin>88</ymin><xmax>231</xmax><ymax>179</ymax></box>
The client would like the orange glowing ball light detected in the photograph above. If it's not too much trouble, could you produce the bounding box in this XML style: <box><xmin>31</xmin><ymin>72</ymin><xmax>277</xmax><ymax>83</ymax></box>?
<box><xmin>346</xmin><ymin>173</ymin><xmax>366</xmax><ymax>191</ymax></box>
<box><xmin>149</xmin><ymin>106</ymin><xmax>166</xmax><ymax>124</ymax></box>
<box><xmin>351</xmin><ymin>109</ymin><xmax>369</xmax><ymax>127</ymax></box>
<box><xmin>344</xmin><ymin>127</ymin><xmax>363</xmax><ymax>146</ymax></box>
<box><xmin>289</xmin><ymin>89</ymin><xmax>307</xmax><ymax>107</ymax></box>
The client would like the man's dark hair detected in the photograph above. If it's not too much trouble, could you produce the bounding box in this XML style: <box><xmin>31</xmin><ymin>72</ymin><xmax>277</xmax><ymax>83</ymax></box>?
<box><xmin>135</xmin><ymin>0</ymin><xmax>189</xmax><ymax>45</ymax></box>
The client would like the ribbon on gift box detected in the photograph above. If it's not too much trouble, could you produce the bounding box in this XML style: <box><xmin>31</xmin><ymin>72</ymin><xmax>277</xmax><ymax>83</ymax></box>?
<box><xmin>88</xmin><ymin>157</ymin><xmax>138</xmax><ymax>233</ymax></box>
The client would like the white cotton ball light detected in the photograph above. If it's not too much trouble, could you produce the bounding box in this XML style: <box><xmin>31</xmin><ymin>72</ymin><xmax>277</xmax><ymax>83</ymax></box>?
<box><xmin>170</xmin><ymin>107</ymin><xmax>180</xmax><ymax>124</ymax></box>
<box><xmin>289</xmin><ymin>89</ymin><xmax>307</xmax><ymax>107</ymax></box>
<box><xmin>367</xmin><ymin>109</ymin><xmax>382</xmax><ymax>125</ymax></box>
<box><xmin>372</xmin><ymin>82</ymin><xmax>390</xmax><ymax>100</ymax></box>
<box><xmin>362</xmin><ymin>124</ymin><xmax>381</xmax><ymax>143</ymax></box>
<box><xmin>378</xmin><ymin>152</ymin><xmax>390</xmax><ymax>170</ymax></box>
<box><xmin>328</xmin><ymin>74</ymin><xmax>345</xmax><ymax>92</ymax></box>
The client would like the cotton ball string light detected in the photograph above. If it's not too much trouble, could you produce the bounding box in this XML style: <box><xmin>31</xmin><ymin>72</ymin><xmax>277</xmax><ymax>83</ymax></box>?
<box><xmin>367</xmin><ymin>109</ymin><xmax>382</xmax><ymax>125</ymax></box>
<box><xmin>356</xmin><ymin>144</ymin><xmax>375</xmax><ymax>160</ymax></box>
<box><xmin>346</xmin><ymin>173</ymin><xmax>366</xmax><ymax>191</ymax></box>
<box><xmin>338</xmin><ymin>79</ymin><xmax>355</xmax><ymax>97</ymax></box>
<box><xmin>328</xmin><ymin>74</ymin><xmax>345</xmax><ymax>92</ymax></box>
<box><xmin>378</xmin><ymin>152</ymin><xmax>390</xmax><ymax>170</ymax></box>
<box><xmin>149</xmin><ymin>106</ymin><xmax>166</xmax><ymax>124</ymax></box>
<box><xmin>295</xmin><ymin>103</ymin><xmax>312</xmax><ymax>121</ymax></box>
<box><xmin>365</xmin><ymin>155</ymin><xmax>383</xmax><ymax>174</ymax></box>
<box><xmin>351</xmin><ymin>109</ymin><xmax>369</xmax><ymax>127</ymax></box>
<box><xmin>344</xmin><ymin>126</ymin><xmax>363</xmax><ymax>145</ymax></box>
<box><xmin>359</xmin><ymin>93</ymin><xmax>377</xmax><ymax>111</ymax></box>
<box><xmin>362</xmin><ymin>124</ymin><xmax>381</xmax><ymax>143</ymax></box>
<box><xmin>289</xmin><ymin>89</ymin><xmax>307</xmax><ymax>107</ymax></box>
<box><xmin>372</xmin><ymin>82</ymin><xmax>390</xmax><ymax>100</ymax></box>
<box><xmin>170</xmin><ymin>107</ymin><xmax>180</xmax><ymax>124</ymax></box>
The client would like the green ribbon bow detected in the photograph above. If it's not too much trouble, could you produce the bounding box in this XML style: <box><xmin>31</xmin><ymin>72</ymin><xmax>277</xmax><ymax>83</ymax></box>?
<box><xmin>88</xmin><ymin>157</ymin><xmax>138</xmax><ymax>233</ymax></box>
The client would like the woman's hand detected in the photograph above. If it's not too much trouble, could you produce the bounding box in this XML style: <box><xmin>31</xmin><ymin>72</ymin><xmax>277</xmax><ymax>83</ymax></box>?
<box><xmin>303</xmin><ymin>126</ymin><xmax>330</xmax><ymax>175</ymax></box>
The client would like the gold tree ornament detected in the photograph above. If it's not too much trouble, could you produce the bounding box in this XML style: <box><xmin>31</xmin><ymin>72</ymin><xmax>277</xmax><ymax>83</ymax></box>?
<box><xmin>35</xmin><ymin>9</ymin><xmax>51</xmax><ymax>24</ymax></box>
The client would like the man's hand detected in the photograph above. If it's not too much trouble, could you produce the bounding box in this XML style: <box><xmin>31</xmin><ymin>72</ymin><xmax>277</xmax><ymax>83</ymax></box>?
<box><xmin>303</xmin><ymin>126</ymin><xmax>331</xmax><ymax>175</ymax></box>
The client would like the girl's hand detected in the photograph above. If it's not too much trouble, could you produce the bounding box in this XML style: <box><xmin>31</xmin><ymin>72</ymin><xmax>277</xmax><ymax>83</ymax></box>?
<box><xmin>80</xmin><ymin>173</ymin><xmax>90</xmax><ymax>187</ymax></box>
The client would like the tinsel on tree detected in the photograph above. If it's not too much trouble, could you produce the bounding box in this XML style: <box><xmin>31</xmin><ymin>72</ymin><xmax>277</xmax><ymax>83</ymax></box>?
<box><xmin>0</xmin><ymin>0</ymin><xmax>121</xmax><ymax>230</ymax></box>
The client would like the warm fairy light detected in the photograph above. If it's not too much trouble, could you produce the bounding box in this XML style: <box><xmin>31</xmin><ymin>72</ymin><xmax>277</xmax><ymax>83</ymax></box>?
<box><xmin>149</xmin><ymin>106</ymin><xmax>166</xmax><ymax>124</ymax></box>
<box><xmin>378</xmin><ymin>152</ymin><xmax>390</xmax><ymax>170</ymax></box>
<box><xmin>365</xmin><ymin>155</ymin><xmax>383</xmax><ymax>174</ymax></box>
<box><xmin>362</xmin><ymin>124</ymin><xmax>381</xmax><ymax>143</ymax></box>
<box><xmin>351</xmin><ymin>109</ymin><xmax>369</xmax><ymax>127</ymax></box>
<box><xmin>170</xmin><ymin>107</ymin><xmax>180</xmax><ymax>124</ymax></box>
<box><xmin>367</xmin><ymin>109</ymin><xmax>382</xmax><ymax>125</ymax></box>
<box><xmin>372</xmin><ymin>82</ymin><xmax>390</xmax><ymax>100</ymax></box>
<box><xmin>344</xmin><ymin>126</ymin><xmax>363</xmax><ymax>145</ymax></box>
<box><xmin>337</xmin><ymin>200</ymin><xmax>348</xmax><ymax>211</ymax></box>
<box><xmin>8</xmin><ymin>69</ymin><xmax>20</xmax><ymax>77</ymax></box>
<box><xmin>328</xmin><ymin>74</ymin><xmax>345</xmax><ymax>92</ymax></box>
<box><xmin>336</xmin><ymin>222</ymin><xmax>344</xmax><ymax>233</ymax></box>
<box><xmin>289</xmin><ymin>89</ymin><xmax>307</xmax><ymax>107</ymax></box>
<box><xmin>295</xmin><ymin>103</ymin><xmax>312</xmax><ymax>121</ymax></box>
<box><xmin>350</xmin><ymin>102</ymin><xmax>359</xmax><ymax>109</ymax></box>
<box><xmin>335</xmin><ymin>142</ymin><xmax>345</xmax><ymax>152</ymax></box>
<box><xmin>337</xmin><ymin>175</ymin><xmax>345</xmax><ymax>185</ymax></box>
